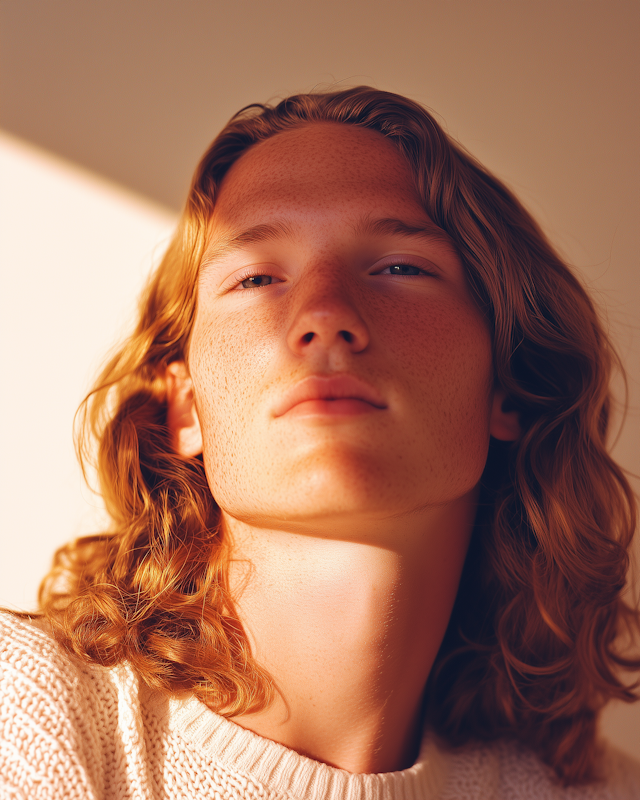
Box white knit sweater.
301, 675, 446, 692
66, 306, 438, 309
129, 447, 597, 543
1, 613, 639, 799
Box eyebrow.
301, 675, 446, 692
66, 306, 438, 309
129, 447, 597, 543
202, 215, 454, 265
352, 216, 453, 246
203, 220, 297, 263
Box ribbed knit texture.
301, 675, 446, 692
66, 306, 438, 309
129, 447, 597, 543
1, 612, 639, 799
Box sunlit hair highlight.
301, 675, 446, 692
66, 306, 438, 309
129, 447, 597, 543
37, 87, 638, 783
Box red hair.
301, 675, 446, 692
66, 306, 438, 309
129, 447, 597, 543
37, 87, 638, 784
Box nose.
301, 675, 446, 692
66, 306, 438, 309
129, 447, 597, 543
286, 271, 370, 357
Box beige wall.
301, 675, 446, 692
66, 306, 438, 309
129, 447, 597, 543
1, 0, 638, 759
0, 132, 176, 610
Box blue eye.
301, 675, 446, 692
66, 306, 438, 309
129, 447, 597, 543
241, 275, 273, 289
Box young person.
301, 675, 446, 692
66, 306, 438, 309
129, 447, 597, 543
2, 87, 639, 799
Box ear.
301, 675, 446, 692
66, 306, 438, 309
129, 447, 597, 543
489, 389, 521, 442
166, 361, 203, 457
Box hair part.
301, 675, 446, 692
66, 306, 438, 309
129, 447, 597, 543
37, 86, 639, 784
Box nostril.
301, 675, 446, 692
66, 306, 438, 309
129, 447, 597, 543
297, 329, 361, 347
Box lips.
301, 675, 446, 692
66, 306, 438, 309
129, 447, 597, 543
273, 374, 387, 418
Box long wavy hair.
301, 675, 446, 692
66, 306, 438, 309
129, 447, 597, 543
38, 87, 638, 784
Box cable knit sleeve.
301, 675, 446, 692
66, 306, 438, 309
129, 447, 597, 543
0, 613, 106, 800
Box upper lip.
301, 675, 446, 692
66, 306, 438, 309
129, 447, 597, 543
273, 374, 387, 417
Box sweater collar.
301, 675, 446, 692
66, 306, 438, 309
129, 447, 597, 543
149, 691, 449, 800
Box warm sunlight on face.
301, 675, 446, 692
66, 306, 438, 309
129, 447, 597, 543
188, 123, 496, 536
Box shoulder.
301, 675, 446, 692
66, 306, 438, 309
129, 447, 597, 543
0, 610, 118, 711
0, 611, 122, 799
435, 737, 640, 800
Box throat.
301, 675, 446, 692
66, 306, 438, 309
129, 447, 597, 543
225, 520, 469, 774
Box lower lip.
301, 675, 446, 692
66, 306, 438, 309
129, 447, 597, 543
286, 398, 381, 417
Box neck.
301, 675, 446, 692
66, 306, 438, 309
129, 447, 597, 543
225, 494, 476, 774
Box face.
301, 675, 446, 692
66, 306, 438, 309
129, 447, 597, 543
188, 123, 497, 536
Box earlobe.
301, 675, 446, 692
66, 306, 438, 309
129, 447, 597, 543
489, 389, 521, 442
166, 361, 203, 457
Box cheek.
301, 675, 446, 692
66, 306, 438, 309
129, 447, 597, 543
376, 292, 493, 393
384, 296, 494, 479
191, 305, 275, 400
188, 307, 280, 473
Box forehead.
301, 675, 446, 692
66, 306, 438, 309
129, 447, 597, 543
211, 123, 423, 229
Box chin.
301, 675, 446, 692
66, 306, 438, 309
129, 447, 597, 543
216, 470, 445, 537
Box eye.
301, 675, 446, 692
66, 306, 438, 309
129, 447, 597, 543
222, 268, 284, 294
384, 263, 424, 276
239, 274, 274, 289
378, 261, 438, 277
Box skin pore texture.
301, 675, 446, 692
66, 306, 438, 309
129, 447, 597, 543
166, 123, 519, 774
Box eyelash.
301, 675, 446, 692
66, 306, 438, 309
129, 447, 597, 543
230, 261, 435, 291
379, 262, 436, 277
232, 270, 279, 290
